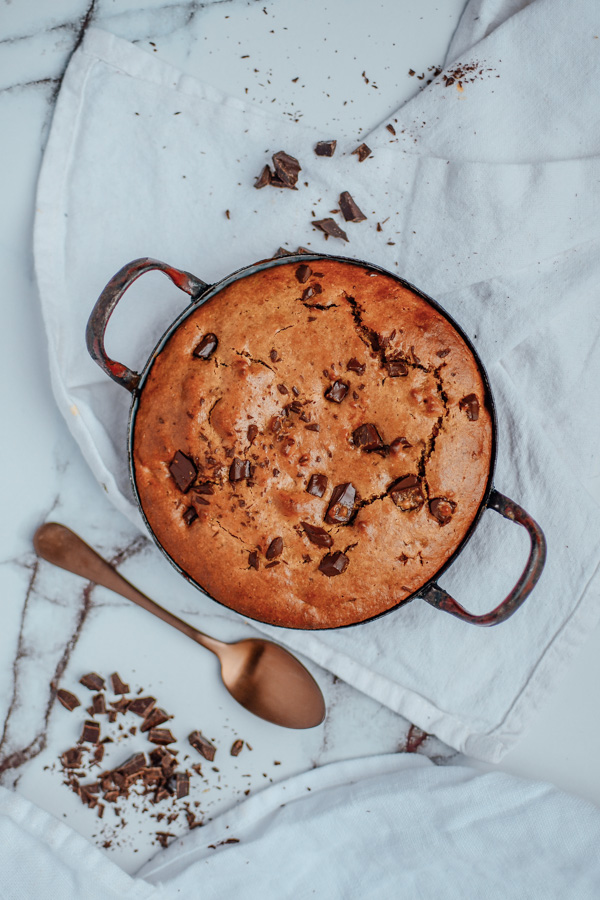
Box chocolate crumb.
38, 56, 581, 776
248, 550, 259, 570
314, 140, 336, 156
389, 475, 424, 511
183, 506, 198, 526
459, 394, 480, 421
347, 358, 366, 375
353, 423, 384, 451
429, 498, 456, 525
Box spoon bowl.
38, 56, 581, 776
33, 523, 326, 729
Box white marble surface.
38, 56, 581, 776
2, 0, 600, 878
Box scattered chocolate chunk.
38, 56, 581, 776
437, 348, 451, 358
295, 263, 312, 283
254, 165, 272, 188
61, 747, 82, 769
57, 689, 80, 712
339, 191, 367, 222
301, 522, 334, 548
269, 349, 278, 362
247, 424, 259, 444
141, 708, 170, 733
305, 423, 320, 432
189, 731, 216, 761
313, 218, 349, 242
147, 728, 175, 746
118, 753, 147, 777
183, 506, 198, 526
193, 333, 218, 360
80, 720, 100, 744
319, 551, 349, 577
386, 123, 396, 135
230, 739, 244, 757
175, 773, 189, 798
315, 140, 336, 156
390, 436, 412, 452
110, 673, 130, 695
169, 451, 197, 493
352, 143, 371, 162
194, 482, 215, 495
273, 246, 293, 257
306, 473, 328, 497
389, 475, 425, 511
272, 150, 301, 187
429, 498, 456, 525
266, 537, 283, 559
89, 693, 106, 716
325, 483, 356, 525
353, 423, 384, 451
459, 393, 480, 421
156, 832, 176, 848
248, 550, 259, 570
347, 358, 366, 375
128, 697, 156, 717
325, 380, 349, 403
386, 359, 409, 377
79, 673, 105, 691
229, 458, 251, 482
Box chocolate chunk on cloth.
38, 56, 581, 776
319, 551, 349, 577
325, 483, 356, 525
189, 731, 216, 761
193, 333, 218, 360
110, 672, 130, 694
313, 218, 349, 242
351, 143, 371, 162
272, 150, 301, 188
339, 191, 367, 222
353, 424, 384, 451
301, 522, 334, 548
79, 673, 105, 691
429, 498, 457, 525
56, 689, 80, 712
314, 140, 336, 156
459, 393, 480, 421
254, 164, 272, 189
169, 451, 197, 493
389, 475, 425, 511
324, 380, 349, 403
306, 474, 328, 497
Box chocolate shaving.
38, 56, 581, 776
313, 218, 349, 242
193, 333, 218, 360
325, 483, 356, 525
79, 673, 105, 691
352, 143, 371, 162
148, 728, 176, 745
141, 708, 170, 733
319, 551, 349, 577
80, 720, 100, 744
169, 451, 197, 493
230, 739, 244, 757
301, 522, 333, 548
314, 140, 336, 156
189, 731, 216, 761
128, 697, 156, 717
57, 689, 80, 712
339, 191, 367, 222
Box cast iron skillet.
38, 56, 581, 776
86, 254, 546, 628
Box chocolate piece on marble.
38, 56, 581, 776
272, 150, 301, 187
61, 747, 83, 769
325, 483, 356, 525
169, 451, 197, 492
148, 728, 176, 745
141, 707, 170, 733
118, 753, 147, 778
175, 773, 189, 798
128, 696, 156, 717
189, 731, 217, 761
301, 522, 334, 548
429, 497, 457, 525
88, 693, 106, 716
79, 673, 105, 691
318, 551, 349, 577
230, 739, 244, 757
254, 165, 272, 188
110, 672, 130, 694
306, 473, 328, 497
314, 140, 337, 156
81, 720, 100, 744
339, 191, 367, 222
57, 689, 80, 712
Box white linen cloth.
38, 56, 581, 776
34, 0, 600, 764
3, 755, 600, 898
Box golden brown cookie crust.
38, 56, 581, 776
133, 259, 493, 628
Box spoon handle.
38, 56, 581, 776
33, 523, 224, 655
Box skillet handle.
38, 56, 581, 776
86, 257, 208, 393
419, 490, 546, 626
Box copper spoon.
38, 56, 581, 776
33, 523, 326, 729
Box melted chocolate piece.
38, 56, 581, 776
169, 451, 197, 493
313, 218, 349, 242
81, 720, 100, 743
339, 191, 367, 222
277, 384, 289, 395
351, 143, 371, 162
248, 550, 259, 570
319, 551, 349, 577
110, 672, 129, 694
189, 731, 216, 761
183, 506, 198, 526
301, 522, 334, 548
272, 150, 301, 187
306, 474, 328, 497
57, 689, 80, 712
254, 165, 272, 188
325, 380, 349, 403
79, 673, 105, 691
266, 537, 283, 559
229, 458, 251, 482
388, 475, 425, 511
315, 140, 336, 156
429, 497, 456, 525
347, 358, 366, 375
386, 359, 409, 377
295, 264, 312, 283
193, 333, 218, 360
325, 483, 356, 524
459, 394, 480, 421
437, 348, 451, 358
390, 436, 412, 452
353, 423, 383, 451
